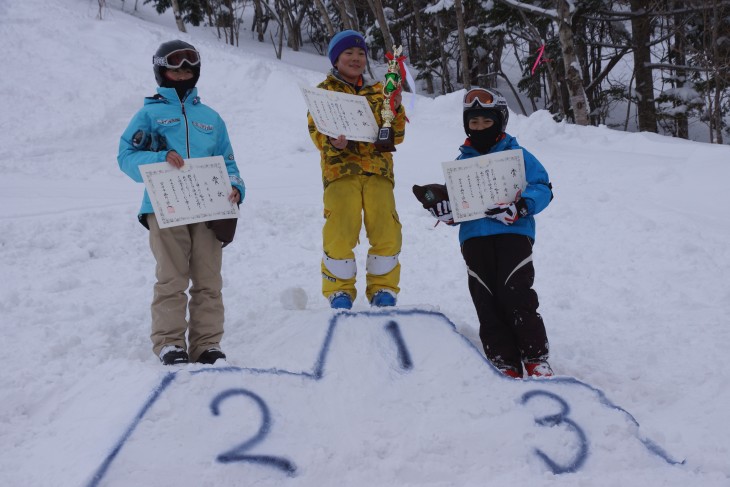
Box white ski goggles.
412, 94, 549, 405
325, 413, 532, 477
153, 48, 201, 69
463, 88, 499, 109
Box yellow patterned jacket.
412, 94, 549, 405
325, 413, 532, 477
307, 71, 407, 188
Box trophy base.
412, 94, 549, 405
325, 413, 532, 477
374, 126, 396, 152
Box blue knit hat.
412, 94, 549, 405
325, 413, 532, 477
327, 30, 367, 66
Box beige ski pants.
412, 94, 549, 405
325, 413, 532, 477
147, 215, 224, 362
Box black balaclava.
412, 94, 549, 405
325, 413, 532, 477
466, 109, 502, 154
165, 75, 197, 101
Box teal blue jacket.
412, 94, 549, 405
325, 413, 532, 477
118, 87, 245, 219
456, 134, 552, 244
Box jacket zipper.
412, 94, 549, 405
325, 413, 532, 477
180, 99, 191, 158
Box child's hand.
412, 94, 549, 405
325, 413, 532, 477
228, 187, 240, 204
329, 135, 348, 150
166, 150, 185, 169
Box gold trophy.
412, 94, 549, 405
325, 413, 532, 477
375, 45, 404, 152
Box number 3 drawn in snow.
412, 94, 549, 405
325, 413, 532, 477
520, 390, 589, 474
210, 388, 297, 476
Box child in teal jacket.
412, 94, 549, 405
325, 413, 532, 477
118, 40, 244, 366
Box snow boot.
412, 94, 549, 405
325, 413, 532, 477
499, 366, 522, 379
525, 361, 554, 378
159, 345, 188, 365
197, 348, 226, 364
329, 291, 353, 310
370, 289, 396, 307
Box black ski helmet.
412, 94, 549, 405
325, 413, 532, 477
462, 88, 509, 135
152, 40, 201, 88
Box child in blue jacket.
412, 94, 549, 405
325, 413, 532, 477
118, 40, 245, 366
414, 88, 553, 378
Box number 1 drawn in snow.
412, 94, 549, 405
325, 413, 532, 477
384, 321, 413, 370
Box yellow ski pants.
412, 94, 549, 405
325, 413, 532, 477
321, 174, 402, 303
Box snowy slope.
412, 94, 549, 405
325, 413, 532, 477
1, 0, 730, 485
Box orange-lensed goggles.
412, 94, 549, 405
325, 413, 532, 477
153, 48, 201, 69
463, 88, 496, 109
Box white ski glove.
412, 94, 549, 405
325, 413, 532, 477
485, 199, 528, 225
413, 184, 454, 225
428, 200, 453, 223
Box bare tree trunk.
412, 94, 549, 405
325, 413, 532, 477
436, 12, 452, 94
710, 0, 724, 144
490, 36, 504, 88
556, 0, 589, 125
271, 26, 285, 60
714, 89, 723, 143
259, 0, 286, 58
625, 73, 635, 131
629, 0, 658, 132
367, 0, 394, 52
224, 0, 235, 45
252, 0, 266, 42
171, 0, 187, 33
411, 0, 434, 94
498, 71, 527, 115
314, 0, 336, 37
516, 38, 539, 108
453, 0, 471, 90
277, 0, 299, 50
544, 61, 565, 119
343, 0, 360, 31
671, 0, 689, 138
332, 0, 352, 30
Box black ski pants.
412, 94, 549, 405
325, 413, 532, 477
461, 234, 549, 374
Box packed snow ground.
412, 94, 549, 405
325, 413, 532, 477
1, 0, 730, 485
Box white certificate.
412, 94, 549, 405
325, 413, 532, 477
300, 84, 379, 142
442, 149, 526, 223
140, 156, 240, 229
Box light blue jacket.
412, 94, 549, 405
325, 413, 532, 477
456, 134, 552, 245
118, 87, 245, 219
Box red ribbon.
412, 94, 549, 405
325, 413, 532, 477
531, 45, 546, 75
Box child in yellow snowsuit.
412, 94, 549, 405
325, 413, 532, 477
307, 30, 407, 309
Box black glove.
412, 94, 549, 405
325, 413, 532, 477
413, 184, 449, 208
413, 184, 453, 223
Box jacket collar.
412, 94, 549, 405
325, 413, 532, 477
147, 86, 200, 105
459, 133, 513, 157
328, 69, 378, 90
